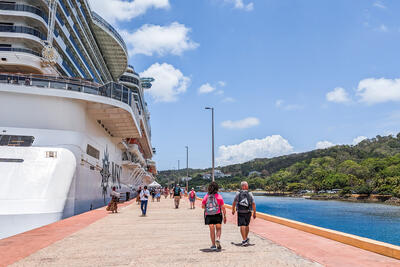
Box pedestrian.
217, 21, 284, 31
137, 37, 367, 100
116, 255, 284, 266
151, 188, 155, 202
173, 184, 182, 208
140, 186, 150, 216
136, 186, 142, 205
232, 181, 256, 246
169, 186, 174, 199
106, 186, 120, 213
164, 186, 169, 199
189, 188, 196, 209
202, 182, 226, 251
156, 188, 161, 202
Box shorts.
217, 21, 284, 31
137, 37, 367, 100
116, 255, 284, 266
189, 198, 195, 202
205, 213, 223, 225
238, 212, 252, 226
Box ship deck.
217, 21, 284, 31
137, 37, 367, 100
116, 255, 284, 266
1, 198, 399, 267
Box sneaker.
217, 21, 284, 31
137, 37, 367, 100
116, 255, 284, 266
241, 239, 249, 246
210, 245, 217, 251
216, 240, 221, 250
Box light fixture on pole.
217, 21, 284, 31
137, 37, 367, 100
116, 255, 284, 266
205, 107, 215, 182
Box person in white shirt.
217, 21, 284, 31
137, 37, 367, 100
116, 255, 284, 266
107, 186, 120, 213
140, 186, 150, 216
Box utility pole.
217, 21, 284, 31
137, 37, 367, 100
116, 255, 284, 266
186, 146, 189, 190
205, 107, 215, 181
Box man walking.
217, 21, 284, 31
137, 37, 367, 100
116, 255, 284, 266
232, 181, 256, 246
173, 184, 182, 209
140, 186, 150, 216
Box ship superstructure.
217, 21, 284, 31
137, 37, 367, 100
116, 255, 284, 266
0, 0, 157, 239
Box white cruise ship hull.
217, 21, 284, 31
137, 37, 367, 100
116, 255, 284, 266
0, 86, 152, 239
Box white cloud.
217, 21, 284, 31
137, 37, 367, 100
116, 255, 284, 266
357, 78, 400, 104
221, 117, 260, 130
352, 136, 367, 145
326, 87, 351, 103
275, 100, 284, 107
316, 141, 335, 149
373, 1, 386, 9
224, 0, 254, 11
222, 97, 236, 103
218, 81, 227, 87
140, 63, 190, 103
215, 90, 224, 96
88, 0, 170, 24
216, 135, 293, 166
198, 83, 216, 94
376, 24, 388, 32
121, 22, 199, 56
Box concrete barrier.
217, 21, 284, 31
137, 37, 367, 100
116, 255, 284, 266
197, 197, 400, 260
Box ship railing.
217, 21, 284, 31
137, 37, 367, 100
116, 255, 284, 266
0, 3, 49, 23
0, 25, 47, 40
0, 73, 142, 126
0, 47, 41, 57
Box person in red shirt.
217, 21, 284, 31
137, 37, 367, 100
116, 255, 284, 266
202, 182, 226, 251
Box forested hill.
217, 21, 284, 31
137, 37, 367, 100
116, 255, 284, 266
157, 133, 400, 197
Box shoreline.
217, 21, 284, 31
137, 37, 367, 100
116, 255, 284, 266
218, 191, 400, 206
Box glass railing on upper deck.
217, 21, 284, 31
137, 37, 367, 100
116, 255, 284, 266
0, 47, 41, 57
0, 3, 48, 23
91, 12, 127, 52
0, 25, 46, 40
0, 73, 141, 124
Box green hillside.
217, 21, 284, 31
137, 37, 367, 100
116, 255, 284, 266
157, 134, 400, 197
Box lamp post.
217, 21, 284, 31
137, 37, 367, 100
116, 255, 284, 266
205, 107, 215, 182
185, 145, 189, 190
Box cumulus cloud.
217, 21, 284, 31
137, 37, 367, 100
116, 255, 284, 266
216, 135, 294, 166
316, 141, 335, 149
357, 78, 400, 104
352, 136, 367, 145
88, 0, 170, 24
224, 0, 254, 11
221, 117, 260, 130
198, 83, 216, 94
121, 22, 199, 56
326, 87, 351, 103
140, 63, 190, 103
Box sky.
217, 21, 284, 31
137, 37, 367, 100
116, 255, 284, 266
88, 0, 400, 170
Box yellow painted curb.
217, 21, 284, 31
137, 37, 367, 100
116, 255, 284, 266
197, 197, 400, 260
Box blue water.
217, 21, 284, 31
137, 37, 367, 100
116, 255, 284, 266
197, 192, 400, 246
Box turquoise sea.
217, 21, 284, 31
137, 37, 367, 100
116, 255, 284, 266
197, 192, 400, 246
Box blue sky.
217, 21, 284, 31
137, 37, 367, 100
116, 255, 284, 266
90, 0, 400, 170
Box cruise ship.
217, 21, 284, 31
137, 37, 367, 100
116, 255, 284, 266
0, 0, 157, 239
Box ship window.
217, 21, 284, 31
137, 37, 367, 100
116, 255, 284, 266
86, 144, 99, 159
0, 135, 34, 147
0, 158, 24, 163
0, 44, 11, 47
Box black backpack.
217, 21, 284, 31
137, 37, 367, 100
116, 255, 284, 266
174, 187, 181, 195
237, 190, 252, 213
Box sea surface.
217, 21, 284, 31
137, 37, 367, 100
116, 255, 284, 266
197, 192, 400, 246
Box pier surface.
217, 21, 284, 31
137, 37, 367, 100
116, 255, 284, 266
1, 198, 399, 267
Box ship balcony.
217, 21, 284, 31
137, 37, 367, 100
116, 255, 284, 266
91, 12, 128, 80
0, 25, 46, 43
0, 3, 49, 27
0, 73, 144, 139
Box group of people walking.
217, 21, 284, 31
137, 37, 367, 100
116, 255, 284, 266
107, 180, 256, 251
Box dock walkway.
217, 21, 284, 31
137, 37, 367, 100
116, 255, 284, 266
2, 198, 400, 266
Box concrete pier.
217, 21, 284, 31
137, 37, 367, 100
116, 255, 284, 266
1, 198, 399, 266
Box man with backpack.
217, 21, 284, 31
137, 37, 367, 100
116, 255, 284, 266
189, 188, 196, 209
173, 184, 182, 209
232, 181, 256, 246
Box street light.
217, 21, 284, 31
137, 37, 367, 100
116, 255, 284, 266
185, 145, 189, 190
205, 107, 215, 182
